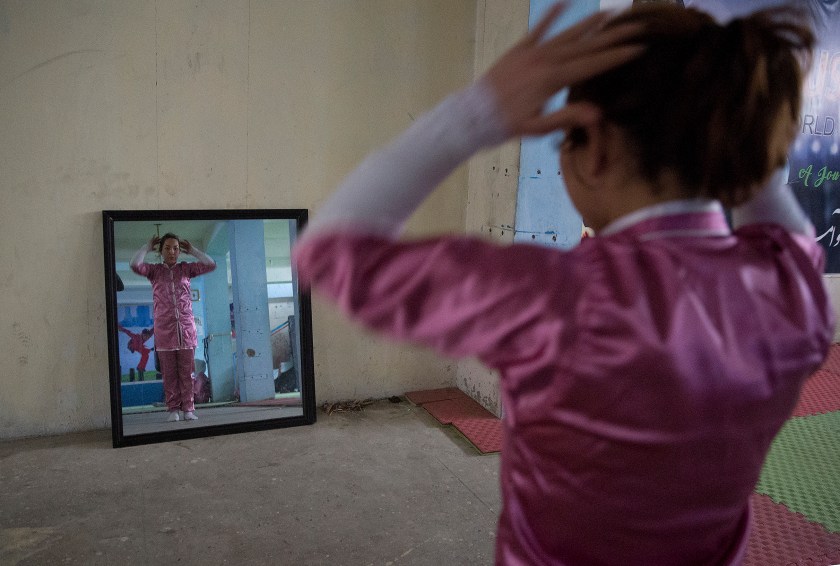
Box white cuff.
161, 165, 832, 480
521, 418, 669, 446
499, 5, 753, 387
190, 247, 215, 266
130, 243, 152, 269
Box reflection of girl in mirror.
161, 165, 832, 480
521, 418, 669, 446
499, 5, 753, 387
293, 4, 834, 564
118, 325, 154, 381
131, 233, 216, 422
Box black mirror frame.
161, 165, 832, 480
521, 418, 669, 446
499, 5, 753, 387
102, 209, 316, 448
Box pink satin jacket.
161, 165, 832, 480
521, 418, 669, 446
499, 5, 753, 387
294, 209, 834, 565
131, 261, 215, 351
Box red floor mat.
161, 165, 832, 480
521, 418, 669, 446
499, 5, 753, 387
451, 417, 503, 454
818, 345, 840, 375
745, 494, 840, 566
423, 396, 494, 425
407, 387, 502, 454
792, 369, 840, 417
404, 387, 464, 406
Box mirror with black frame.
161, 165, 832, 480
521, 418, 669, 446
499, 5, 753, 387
102, 209, 316, 447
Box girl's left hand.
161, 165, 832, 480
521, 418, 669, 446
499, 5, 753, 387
180, 240, 193, 254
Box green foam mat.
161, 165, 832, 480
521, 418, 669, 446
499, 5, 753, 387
756, 411, 840, 532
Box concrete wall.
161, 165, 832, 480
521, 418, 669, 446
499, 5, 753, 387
455, 0, 529, 416
0, 0, 481, 439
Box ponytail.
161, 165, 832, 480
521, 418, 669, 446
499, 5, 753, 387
567, 5, 814, 206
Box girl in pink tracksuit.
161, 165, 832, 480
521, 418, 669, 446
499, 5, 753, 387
293, 4, 833, 565
131, 233, 216, 422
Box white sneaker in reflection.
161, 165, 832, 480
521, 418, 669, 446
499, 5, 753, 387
166, 410, 181, 422
184, 411, 198, 421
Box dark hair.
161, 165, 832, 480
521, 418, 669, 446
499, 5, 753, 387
567, 6, 814, 207
158, 233, 180, 254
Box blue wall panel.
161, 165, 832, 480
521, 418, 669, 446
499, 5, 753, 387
514, 0, 600, 249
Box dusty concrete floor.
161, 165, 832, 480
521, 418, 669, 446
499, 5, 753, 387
0, 400, 501, 565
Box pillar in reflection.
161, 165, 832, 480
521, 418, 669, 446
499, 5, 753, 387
203, 239, 235, 402
230, 220, 275, 402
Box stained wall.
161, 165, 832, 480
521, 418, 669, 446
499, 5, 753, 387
0, 0, 492, 438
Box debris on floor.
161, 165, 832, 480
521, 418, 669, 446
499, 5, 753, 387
320, 398, 375, 415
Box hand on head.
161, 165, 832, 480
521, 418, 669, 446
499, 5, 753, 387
180, 240, 192, 254
483, 3, 644, 138
148, 235, 161, 249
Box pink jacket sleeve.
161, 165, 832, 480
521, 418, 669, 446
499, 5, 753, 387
293, 231, 582, 369
130, 261, 153, 277
184, 261, 216, 278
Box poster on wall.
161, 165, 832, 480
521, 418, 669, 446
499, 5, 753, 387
790, 2, 840, 272
686, 0, 840, 272
116, 304, 155, 380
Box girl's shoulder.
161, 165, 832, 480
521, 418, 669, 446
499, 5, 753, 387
734, 222, 825, 273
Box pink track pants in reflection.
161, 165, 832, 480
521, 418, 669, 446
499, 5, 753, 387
157, 349, 195, 413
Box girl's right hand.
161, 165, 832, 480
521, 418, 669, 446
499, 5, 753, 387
483, 3, 644, 138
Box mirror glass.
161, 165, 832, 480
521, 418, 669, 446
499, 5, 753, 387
103, 209, 316, 447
